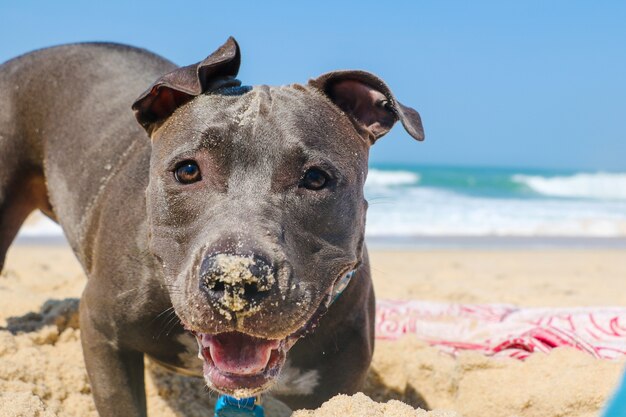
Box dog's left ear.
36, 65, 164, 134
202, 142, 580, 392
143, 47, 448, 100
309, 70, 424, 144
132, 37, 241, 136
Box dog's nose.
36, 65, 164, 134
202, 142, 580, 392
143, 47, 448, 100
199, 253, 275, 311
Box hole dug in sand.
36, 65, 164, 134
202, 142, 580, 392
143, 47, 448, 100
4, 298, 80, 336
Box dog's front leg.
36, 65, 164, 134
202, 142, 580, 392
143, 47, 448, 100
80, 289, 147, 417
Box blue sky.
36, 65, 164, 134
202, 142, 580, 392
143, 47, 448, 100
1, 1, 625, 171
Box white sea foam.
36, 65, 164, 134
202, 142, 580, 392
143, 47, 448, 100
513, 172, 626, 200
364, 186, 626, 237
365, 169, 420, 188
18, 215, 64, 237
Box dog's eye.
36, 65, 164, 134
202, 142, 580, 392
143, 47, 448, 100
174, 161, 202, 184
300, 168, 329, 190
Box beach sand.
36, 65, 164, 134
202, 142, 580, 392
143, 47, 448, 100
1, 244, 625, 416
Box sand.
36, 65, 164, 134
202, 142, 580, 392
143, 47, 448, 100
1, 244, 625, 416
292, 393, 458, 417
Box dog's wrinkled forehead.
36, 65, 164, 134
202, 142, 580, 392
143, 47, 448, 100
152, 84, 369, 172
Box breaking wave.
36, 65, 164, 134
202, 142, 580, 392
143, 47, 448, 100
513, 173, 626, 200
365, 169, 420, 188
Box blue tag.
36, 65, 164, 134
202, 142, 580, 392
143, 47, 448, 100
329, 270, 356, 305
214, 395, 264, 417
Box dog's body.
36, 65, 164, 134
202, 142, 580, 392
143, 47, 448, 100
0, 39, 422, 416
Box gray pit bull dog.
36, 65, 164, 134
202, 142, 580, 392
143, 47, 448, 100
0, 37, 423, 415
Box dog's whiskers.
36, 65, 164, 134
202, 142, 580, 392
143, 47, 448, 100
154, 310, 180, 340
164, 311, 182, 337
151, 306, 175, 325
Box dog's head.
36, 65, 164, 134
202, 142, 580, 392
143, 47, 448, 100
132, 37, 423, 397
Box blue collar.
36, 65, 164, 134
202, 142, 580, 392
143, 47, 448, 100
214, 395, 264, 417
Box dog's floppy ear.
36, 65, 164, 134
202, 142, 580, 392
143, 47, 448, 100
309, 70, 424, 144
132, 37, 241, 135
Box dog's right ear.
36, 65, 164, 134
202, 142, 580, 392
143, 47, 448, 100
132, 37, 241, 136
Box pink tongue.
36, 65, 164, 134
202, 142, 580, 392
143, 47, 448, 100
205, 332, 280, 375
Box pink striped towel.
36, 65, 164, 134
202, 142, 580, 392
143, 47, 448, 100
375, 300, 626, 360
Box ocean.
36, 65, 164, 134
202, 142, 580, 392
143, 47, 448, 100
17, 164, 626, 245
365, 164, 626, 239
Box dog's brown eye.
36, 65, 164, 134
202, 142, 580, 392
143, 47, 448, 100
174, 161, 201, 184
300, 168, 329, 190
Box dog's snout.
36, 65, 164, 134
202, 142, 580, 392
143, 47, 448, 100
199, 253, 275, 313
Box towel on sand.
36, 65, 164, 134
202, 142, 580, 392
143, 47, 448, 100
375, 300, 626, 360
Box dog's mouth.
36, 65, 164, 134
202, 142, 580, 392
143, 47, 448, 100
189, 300, 330, 397
185, 266, 355, 397
191, 331, 291, 397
